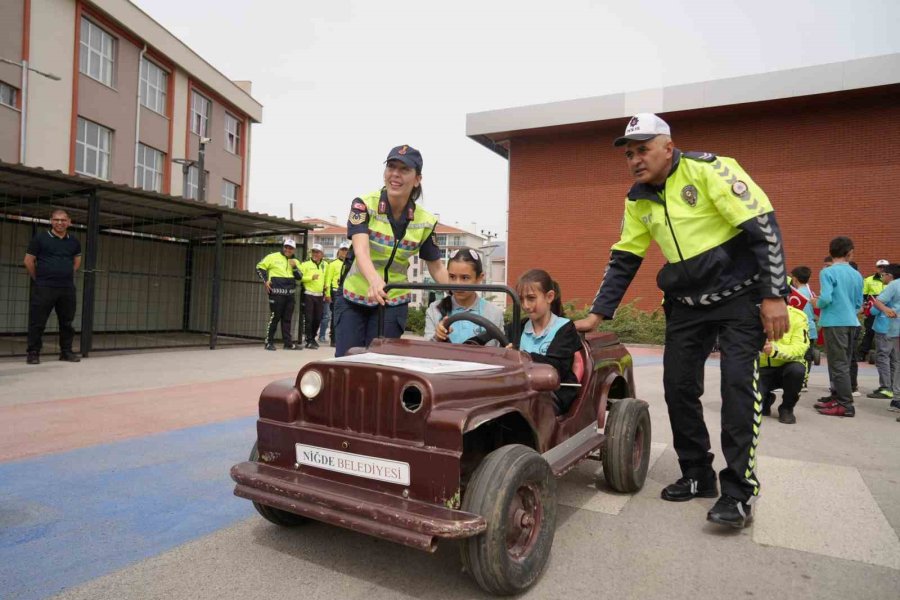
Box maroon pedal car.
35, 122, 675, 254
231, 284, 651, 595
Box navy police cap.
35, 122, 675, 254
385, 145, 423, 172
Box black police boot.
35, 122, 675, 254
264, 343, 276, 351
707, 495, 753, 528
283, 342, 302, 350
660, 476, 718, 502
778, 406, 796, 424
59, 351, 81, 362
26, 351, 40, 365
309, 340, 320, 350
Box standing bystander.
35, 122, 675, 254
23, 209, 82, 364
814, 237, 864, 417
869, 264, 900, 409
256, 239, 303, 351
300, 244, 328, 349
324, 241, 350, 347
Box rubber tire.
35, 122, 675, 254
248, 442, 308, 527
460, 444, 557, 596
812, 347, 821, 366
602, 398, 651, 493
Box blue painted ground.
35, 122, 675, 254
0, 417, 257, 600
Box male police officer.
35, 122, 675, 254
859, 259, 889, 360
256, 238, 302, 350
300, 243, 328, 349
324, 241, 350, 347
575, 113, 789, 529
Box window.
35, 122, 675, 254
451, 235, 463, 246
191, 91, 210, 136
436, 234, 447, 246
318, 235, 334, 247
222, 180, 239, 208
75, 117, 111, 179
135, 144, 164, 192
139, 58, 168, 115
184, 166, 209, 200
79, 18, 115, 86
224, 113, 241, 154
0, 82, 16, 109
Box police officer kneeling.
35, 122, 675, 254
575, 113, 790, 529
759, 305, 810, 424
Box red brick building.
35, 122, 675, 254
467, 55, 900, 312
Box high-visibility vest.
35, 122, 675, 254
341, 190, 437, 306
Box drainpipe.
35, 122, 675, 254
133, 44, 147, 187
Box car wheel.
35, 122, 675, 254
812, 347, 821, 366
460, 444, 557, 596
602, 398, 651, 493
248, 442, 308, 527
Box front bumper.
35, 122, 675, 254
231, 461, 486, 552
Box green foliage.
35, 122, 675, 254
406, 306, 426, 336
504, 299, 666, 346
595, 301, 666, 345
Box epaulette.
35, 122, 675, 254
682, 151, 717, 162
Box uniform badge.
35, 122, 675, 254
681, 185, 698, 207
731, 180, 749, 198
348, 211, 366, 225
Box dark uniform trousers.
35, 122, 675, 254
27, 285, 77, 353
304, 295, 324, 344
663, 294, 765, 503
760, 362, 806, 412
265, 293, 295, 346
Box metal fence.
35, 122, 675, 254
0, 163, 310, 358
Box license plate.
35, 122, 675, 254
296, 444, 410, 486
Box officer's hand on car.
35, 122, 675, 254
574, 313, 604, 332
434, 318, 452, 342
760, 298, 789, 341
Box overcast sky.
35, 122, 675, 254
135, 0, 899, 239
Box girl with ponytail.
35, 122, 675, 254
515, 269, 583, 414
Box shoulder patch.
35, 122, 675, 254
682, 151, 717, 162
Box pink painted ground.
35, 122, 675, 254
0, 372, 295, 463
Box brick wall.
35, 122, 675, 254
507, 85, 900, 313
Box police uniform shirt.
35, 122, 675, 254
26, 230, 81, 288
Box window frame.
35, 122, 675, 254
139, 58, 168, 116
75, 117, 112, 180
224, 112, 241, 155
190, 91, 211, 137
221, 180, 239, 209
135, 143, 164, 192
0, 82, 17, 109
79, 17, 116, 87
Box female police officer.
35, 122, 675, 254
332, 145, 448, 357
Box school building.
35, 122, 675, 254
0, 0, 262, 209
466, 53, 900, 312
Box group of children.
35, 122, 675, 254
779, 236, 900, 420
423, 247, 582, 414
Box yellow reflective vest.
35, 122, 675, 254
325, 258, 344, 294
300, 259, 327, 295
342, 190, 437, 306
759, 306, 810, 368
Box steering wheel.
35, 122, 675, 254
444, 312, 509, 347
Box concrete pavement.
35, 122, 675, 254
1, 344, 898, 599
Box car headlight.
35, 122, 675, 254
300, 370, 323, 399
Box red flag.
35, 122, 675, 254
788, 287, 808, 311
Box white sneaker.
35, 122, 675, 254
851, 390, 861, 397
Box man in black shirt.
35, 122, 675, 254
23, 209, 82, 364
